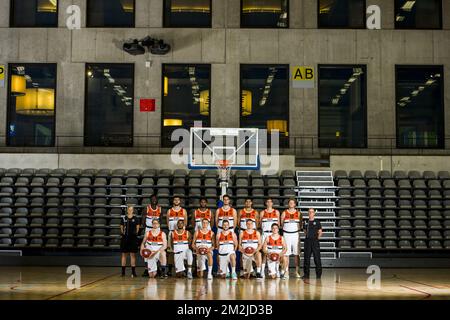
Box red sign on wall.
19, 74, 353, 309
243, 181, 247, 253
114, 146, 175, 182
140, 99, 155, 112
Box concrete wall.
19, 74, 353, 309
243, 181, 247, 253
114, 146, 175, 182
0, 0, 449, 152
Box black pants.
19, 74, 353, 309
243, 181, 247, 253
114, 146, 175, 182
303, 238, 322, 277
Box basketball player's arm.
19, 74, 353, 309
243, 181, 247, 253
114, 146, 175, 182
281, 237, 287, 256
192, 232, 198, 252
262, 237, 269, 254
233, 209, 238, 229
161, 233, 168, 252
233, 233, 238, 251
238, 232, 244, 253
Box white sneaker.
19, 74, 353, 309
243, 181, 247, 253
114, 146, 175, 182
276, 271, 280, 278
187, 272, 193, 279
295, 272, 302, 279
282, 272, 289, 280
207, 273, 213, 280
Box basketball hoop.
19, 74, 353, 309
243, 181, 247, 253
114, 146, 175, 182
216, 160, 232, 199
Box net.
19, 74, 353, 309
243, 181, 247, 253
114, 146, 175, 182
216, 159, 232, 183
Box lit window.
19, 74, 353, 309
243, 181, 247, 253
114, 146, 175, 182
87, 0, 135, 27
318, 0, 365, 28
395, 0, 442, 29
10, 0, 58, 27
241, 0, 288, 28
164, 0, 212, 27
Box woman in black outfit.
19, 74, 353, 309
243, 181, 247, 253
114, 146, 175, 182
120, 205, 140, 277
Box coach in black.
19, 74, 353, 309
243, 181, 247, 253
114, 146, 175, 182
302, 208, 323, 280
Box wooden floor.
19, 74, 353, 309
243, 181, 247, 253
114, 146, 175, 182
0, 267, 449, 300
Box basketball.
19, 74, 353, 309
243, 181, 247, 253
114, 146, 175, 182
141, 248, 152, 258
198, 247, 208, 255
269, 253, 279, 262
244, 247, 255, 255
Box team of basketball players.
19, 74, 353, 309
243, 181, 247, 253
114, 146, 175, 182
138, 194, 309, 280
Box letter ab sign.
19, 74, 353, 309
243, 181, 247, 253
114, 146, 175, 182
292, 66, 314, 89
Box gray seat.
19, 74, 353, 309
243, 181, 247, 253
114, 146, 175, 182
45, 228, 59, 238
14, 228, 28, 237
384, 240, 397, 249
368, 220, 381, 229
429, 220, 442, 229
399, 240, 412, 249
353, 179, 366, 187
338, 220, 351, 228
383, 199, 396, 208
77, 239, 91, 248
93, 239, 107, 247
14, 207, 29, 217
78, 208, 92, 217
414, 240, 427, 249
383, 179, 396, 188
334, 170, 347, 179
62, 178, 76, 187
93, 208, 107, 217
429, 230, 442, 240
97, 169, 112, 178
338, 179, 351, 187
399, 220, 412, 229
62, 218, 76, 227
429, 240, 442, 249
368, 210, 382, 218
353, 189, 366, 198
413, 220, 427, 229
30, 218, 44, 227
383, 210, 396, 218
413, 190, 426, 199
353, 230, 366, 239
398, 210, 412, 219
61, 228, 75, 238
338, 189, 351, 198
338, 230, 351, 238
353, 240, 366, 248
399, 230, 411, 239
428, 190, 441, 199
349, 170, 363, 179
383, 220, 397, 229
188, 178, 201, 187
368, 189, 381, 198
413, 210, 427, 219
364, 171, 378, 179
61, 239, 75, 248
78, 218, 91, 227
429, 210, 442, 219
14, 238, 28, 247
46, 218, 59, 227
30, 177, 45, 186
369, 240, 382, 249
93, 178, 107, 186
46, 178, 60, 187
368, 179, 381, 188
408, 171, 421, 180
429, 200, 442, 209
398, 190, 411, 198
0, 218, 12, 226
413, 200, 427, 209
354, 199, 366, 208
353, 210, 366, 218
338, 210, 351, 218
338, 240, 351, 249
414, 230, 427, 239
438, 171, 450, 180
0, 238, 12, 247
15, 177, 30, 187
368, 200, 381, 208
14, 218, 28, 227
45, 239, 59, 248
368, 230, 381, 238
29, 238, 43, 247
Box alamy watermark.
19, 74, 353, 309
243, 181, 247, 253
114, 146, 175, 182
366, 265, 381, 290
66, 265, 81, 290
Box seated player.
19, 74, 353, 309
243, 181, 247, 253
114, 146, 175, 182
239, 198, 258, 232
169, 220, 193, 279
192, 218, 215, 280
216, 219, 238, 280
193, 198, 213, 231
280, 199, 303, 279
215, 194, 237, 233
140, 219, 168, 278
263, 223, 286, 279
239, 219, 263, 279
167, 196, 188, 232
141, 194, 161, 277
259, 198, 280, 278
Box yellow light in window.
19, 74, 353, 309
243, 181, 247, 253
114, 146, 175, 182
11, 75, 27, 96
16, 88, 55, 116
37, 0, 58, 13
241, 90, 252, 116
267, 120, 288, 136
164, 119, 183, 127
120, 0, 134, 13
199, 90, 209, 116
171, 0, 211, 13
164, 77, 169, 97
336, 131, 340, 138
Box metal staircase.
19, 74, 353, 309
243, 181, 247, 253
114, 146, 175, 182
295, 171, 337, 259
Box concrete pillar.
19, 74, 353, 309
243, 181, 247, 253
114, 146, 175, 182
149, 0, 163, 28
212, 0, 226, 29
226, 0, 241, 28
135, 0, 151, 28
72, 0, 86, 28
0, 0, 9, 27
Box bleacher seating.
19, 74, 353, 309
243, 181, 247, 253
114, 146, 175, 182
0, 168, 448, 255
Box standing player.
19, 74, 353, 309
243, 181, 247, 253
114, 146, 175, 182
259, 198, 280, 277
239, 198, 258, 232
239, 219, 263, 279
263, 223, 286, 279
193, 198, 213, 231
167, 196, 188, 232
215, 194, 237, 233
169, 220, 193, 279
192, 219, 215, 280
216, 219, 238, 280
140, 219, 168, 278
141, 194, 161, 277
280, 199, 303, 279
120, 205, 140, 277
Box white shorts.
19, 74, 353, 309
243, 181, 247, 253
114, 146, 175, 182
217, 252, 235, 275
196, 253, 211, 271
284, 232, 300, 256
174, 249, 193, 273
145, 251, 161, 273
242, 253, 256, 273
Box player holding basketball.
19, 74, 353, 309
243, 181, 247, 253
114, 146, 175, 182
239, 198, 258, 232
216, 194, 237, 233
239, 219, 263, 279
167, 196, 188, 232
192, 218, 215, 280
140, 219, 168, 278
141, 194, 161, 277
280, 199, 303, 279
193, 198, 213, 231
263, 223, 287, 279
216, 219, 238, 280
169, 220, 193, 279
259, 198, 280, 277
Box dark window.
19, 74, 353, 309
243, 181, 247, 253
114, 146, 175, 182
318, 65, 367, 148
87, 0, 135, 27
10, 0, 58, 27
85, 64, 134, 147
7, 64, 57, 147
162, 64, 211, 148
396, 66, 444, 149
241, 0, 288, 28
395, 0, 442, 29
318, 0, 366, 28
240, 65, 289, 148
164, 0, 212, 27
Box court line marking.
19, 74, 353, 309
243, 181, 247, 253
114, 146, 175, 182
45, 273, 118, 300
398, 285, 431, 299
393, 274, 447, 290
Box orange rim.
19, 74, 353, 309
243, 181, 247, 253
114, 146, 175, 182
216, 160, 231, 168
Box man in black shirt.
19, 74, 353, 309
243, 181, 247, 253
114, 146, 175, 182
302, 208, 323, 280
120, 205, 140, 277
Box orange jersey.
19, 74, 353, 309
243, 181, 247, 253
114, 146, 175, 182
194, 208, 212, 230
260, 209, 279, 233
218, 231, 235, 254
239, 209, 258, 230
167, 207, 185, 231
146, 230, 164, 250
217, 207, 235, 229
195, 229, 213, 248
145, 205, 161, 228
282, 210, 302, 233
241, 230, 259, 249
171, 229, 189, 251
267, 235, 283, 253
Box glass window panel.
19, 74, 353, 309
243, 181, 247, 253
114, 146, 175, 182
240, 65, 289, 148
241, 0, 288, 28
318, 0, 365, 28
162, 64, 211, 148
164, 0, 211, 27
319, 65, 367, 148
87, 0, 135, 27
396, 66, 444, 149
7, 64, 57, 147
85, 64, 134, 147
10, 0, 58, 27
395, 0, 442, 29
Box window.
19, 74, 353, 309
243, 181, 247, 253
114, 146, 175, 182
241, 0, 288, 28
85, 64, 134, 147
162, 64, 211, 148
395, 0, 442, 29
164, 0, 212, 27
240, 65, 289, 148
7, 64, 57, 147
87, 0, 135, 27
396, 66, 444, 149
10, 0, 58, 27
318, 65, 367, 148
318, 0, 366, 28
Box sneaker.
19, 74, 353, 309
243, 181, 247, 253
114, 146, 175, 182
256, 273, 263, 279
276, 271, 280, 279
231, 272, 238, 280
142, 269, 149, 277
281, 273, 289, 280
295, 272, 302, 279
207, 273, 213, 280
187, 272, 193, 279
